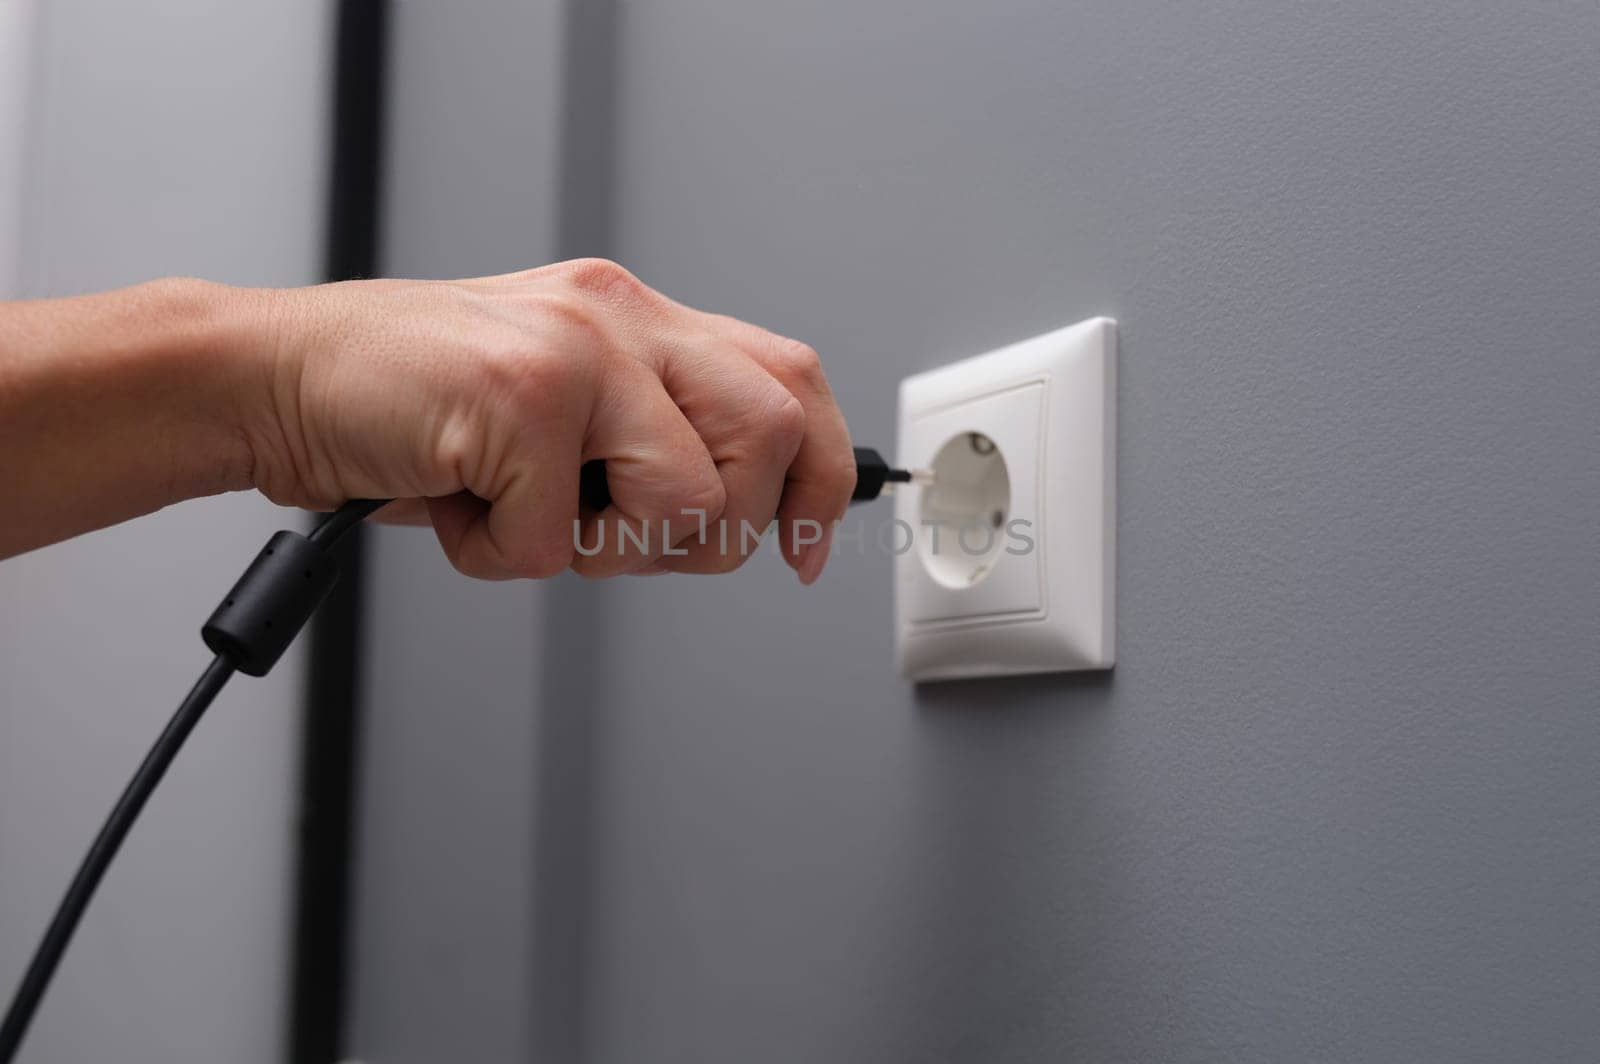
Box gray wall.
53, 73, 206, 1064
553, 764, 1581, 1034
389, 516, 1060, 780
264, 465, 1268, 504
363, 1, 1600, 1061
0, 0, 32, 297
346, 2, 566, 1061
0, 2, 329, 1061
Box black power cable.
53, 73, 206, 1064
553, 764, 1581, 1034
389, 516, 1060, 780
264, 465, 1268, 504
0, 657, 236, 1061
0, 499, 385, 1064
0, 450, 922, 1062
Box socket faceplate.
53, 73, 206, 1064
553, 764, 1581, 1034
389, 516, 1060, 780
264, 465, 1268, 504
895, 318, 1116, 681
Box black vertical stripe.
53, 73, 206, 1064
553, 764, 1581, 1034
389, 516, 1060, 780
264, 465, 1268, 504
288, 3, 387, 1062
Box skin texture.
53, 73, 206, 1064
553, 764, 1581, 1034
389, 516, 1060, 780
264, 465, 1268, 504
0, 260, 855, 582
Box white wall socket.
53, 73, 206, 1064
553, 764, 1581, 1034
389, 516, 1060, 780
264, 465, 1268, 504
894, 317, 1116, 681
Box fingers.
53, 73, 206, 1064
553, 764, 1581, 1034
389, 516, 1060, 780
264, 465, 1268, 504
570, 365, 726, 578
653, 351, 807, 574
405, 260, 849, 585
428, 427, 582, 580
699, 315, 856, 583
426, 492, 507, 578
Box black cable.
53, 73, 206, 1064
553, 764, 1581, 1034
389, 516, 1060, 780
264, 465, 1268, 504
308, 497, 388, 548
0, 454, 915, 1061
0, 657, 235, 1062
0, 501, 379, 1064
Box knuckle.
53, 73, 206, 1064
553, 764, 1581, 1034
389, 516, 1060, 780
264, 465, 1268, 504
817, 450, 859, 511
770, 337, 824, 385
560, 257, 646, 302
768, 392, 808, 453
679, 467, 727, 521
725, 383, 806, 463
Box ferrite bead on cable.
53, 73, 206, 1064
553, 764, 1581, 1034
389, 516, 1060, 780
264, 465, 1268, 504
200, 530, 341, 677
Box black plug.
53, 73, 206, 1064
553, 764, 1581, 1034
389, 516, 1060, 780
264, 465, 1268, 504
578, 449, 928, 511
851, 447, 927, 502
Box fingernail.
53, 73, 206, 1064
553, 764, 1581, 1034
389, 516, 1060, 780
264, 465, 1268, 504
797, 527, 834, 585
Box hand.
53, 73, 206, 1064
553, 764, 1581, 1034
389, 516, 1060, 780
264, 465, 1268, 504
249, 259, 855, 582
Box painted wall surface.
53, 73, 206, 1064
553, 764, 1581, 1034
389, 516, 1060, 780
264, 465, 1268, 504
0, 2, 329, 1060
0, 0, 33, 297
364, 1, 1600, 1061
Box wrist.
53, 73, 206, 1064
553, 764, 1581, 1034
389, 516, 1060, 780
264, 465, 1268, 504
131, 277, 273, 498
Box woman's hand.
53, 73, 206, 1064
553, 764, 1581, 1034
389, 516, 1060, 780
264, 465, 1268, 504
0, 262, 854, 580
248, 259, 855, 582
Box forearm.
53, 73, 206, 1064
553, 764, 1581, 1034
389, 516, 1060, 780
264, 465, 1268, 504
0, 278, 271, 559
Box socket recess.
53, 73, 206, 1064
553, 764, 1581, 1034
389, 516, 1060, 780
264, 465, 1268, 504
894, 317, 1115, 681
